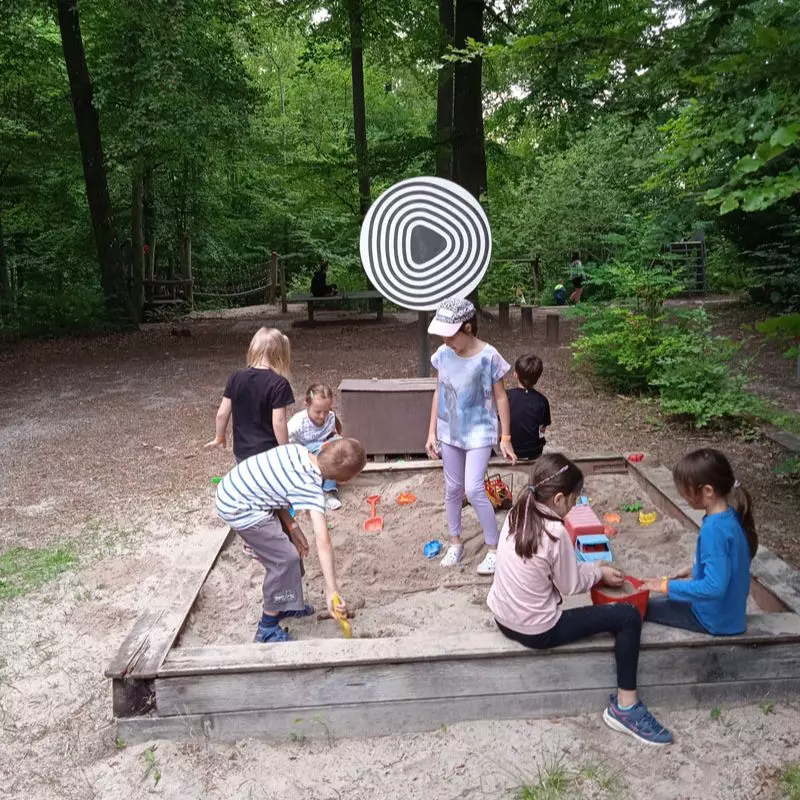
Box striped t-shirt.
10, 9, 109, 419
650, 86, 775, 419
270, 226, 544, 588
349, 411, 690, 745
215, 444, 326, 530
288, 409, 337, 446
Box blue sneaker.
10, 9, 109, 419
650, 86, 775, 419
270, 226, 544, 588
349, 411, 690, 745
602, 695, 673, 746
253, 622, 292, 643
277, 604, 314, 621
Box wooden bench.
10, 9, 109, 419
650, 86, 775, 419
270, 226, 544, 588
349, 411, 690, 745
497, 302, 560, 342
288, 290, 384, 323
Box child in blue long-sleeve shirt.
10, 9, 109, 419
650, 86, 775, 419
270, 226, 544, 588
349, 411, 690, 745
642, 448, 757, 635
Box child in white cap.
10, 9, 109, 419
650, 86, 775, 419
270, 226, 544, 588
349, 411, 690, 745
425, 297, 517, 574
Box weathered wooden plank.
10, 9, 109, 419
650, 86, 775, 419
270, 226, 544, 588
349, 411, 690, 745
752, 546, 800, 614
361, 454, 627, 476
117, 678, 800, 743
105, 527, 233, 680
155, 641, 800, 716
761, 425, 800, 454
160, 613, 800, 677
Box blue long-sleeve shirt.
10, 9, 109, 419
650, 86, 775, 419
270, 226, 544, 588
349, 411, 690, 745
667, 507, 751, 635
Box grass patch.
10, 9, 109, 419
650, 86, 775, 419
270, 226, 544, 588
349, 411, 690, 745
515, 758, 622, 800
749, 397, 800, 436
0, 546, 77, 601
782, 764, 800, 800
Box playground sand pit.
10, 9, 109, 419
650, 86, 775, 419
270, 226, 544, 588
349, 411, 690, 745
180, 468, 761, 646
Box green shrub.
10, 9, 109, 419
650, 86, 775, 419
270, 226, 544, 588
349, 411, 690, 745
479, 260, 535, 305
573, 307, 749, 426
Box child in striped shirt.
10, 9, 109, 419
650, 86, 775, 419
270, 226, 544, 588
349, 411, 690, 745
216, 439, 367, 643
288, 384, 344, 511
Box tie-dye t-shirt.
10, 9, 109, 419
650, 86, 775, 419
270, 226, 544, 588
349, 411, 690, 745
431, 344, 510, 450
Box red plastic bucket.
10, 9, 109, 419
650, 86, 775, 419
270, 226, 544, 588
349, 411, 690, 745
590, 576, 650, 619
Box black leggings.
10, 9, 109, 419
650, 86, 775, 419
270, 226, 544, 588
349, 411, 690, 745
496, 603, 643, 690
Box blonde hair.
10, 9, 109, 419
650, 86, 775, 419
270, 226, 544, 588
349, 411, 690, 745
246, 328, 291, 377
305, 383, 334, 404
317, 438, 366, 483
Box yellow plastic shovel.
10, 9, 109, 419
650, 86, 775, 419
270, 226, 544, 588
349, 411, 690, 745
331, 592, 352, 639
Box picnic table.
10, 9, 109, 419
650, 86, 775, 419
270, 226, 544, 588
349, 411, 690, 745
288, 290, 384, 323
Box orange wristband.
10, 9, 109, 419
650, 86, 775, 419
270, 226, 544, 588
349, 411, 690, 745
501, 435, 511, 441
661, 577, 669, 594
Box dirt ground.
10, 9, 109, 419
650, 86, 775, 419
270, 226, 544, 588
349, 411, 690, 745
1, 302, 799, 800
184, 472, 764, 646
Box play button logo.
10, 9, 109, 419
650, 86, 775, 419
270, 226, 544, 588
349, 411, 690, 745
409, 224, 447, 265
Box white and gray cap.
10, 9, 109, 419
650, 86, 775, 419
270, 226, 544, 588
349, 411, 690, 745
427, 297, 476, 337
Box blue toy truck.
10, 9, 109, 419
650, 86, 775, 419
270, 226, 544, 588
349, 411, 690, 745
575, 533, 613, 563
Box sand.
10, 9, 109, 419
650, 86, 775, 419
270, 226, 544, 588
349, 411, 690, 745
180, 470, 761, 646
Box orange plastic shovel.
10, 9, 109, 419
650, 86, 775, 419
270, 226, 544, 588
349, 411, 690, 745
363, 494, 384, 532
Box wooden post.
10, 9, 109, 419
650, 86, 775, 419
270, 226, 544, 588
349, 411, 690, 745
418, 311, 430, 377
521, 306, 533, 335
267, 251, 278, 304
499, 302, 510, 329
131, 165, 144, 320
546, 313, 559, 345
279, 256, 287, 313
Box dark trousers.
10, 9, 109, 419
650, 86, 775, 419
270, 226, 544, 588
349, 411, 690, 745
496, 603, 642, 690
645, 596, 708, 633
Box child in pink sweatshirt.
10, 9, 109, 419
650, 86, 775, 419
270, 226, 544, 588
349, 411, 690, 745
487, 453, 673, 747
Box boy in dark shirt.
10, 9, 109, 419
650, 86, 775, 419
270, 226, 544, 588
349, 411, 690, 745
507, 354, 551, 460
311, 261, 337, 298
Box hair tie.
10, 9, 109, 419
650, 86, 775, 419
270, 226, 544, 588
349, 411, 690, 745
733, 479, 741, 489
532, 464, 569, 490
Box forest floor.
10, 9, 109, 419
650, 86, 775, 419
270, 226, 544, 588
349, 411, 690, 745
0, 299, 798, 800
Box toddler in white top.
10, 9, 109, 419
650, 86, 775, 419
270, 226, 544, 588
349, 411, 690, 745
288, 383, 343, 510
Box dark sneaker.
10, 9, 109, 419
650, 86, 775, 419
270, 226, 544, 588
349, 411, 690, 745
277, 604, 314, 621
253, 622, 292, 643
603, 695, 673, 746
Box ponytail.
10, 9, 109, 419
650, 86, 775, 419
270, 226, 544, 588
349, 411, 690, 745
507, 453, 584, 559
673, 448, 758, 560
730, 481, 758, 559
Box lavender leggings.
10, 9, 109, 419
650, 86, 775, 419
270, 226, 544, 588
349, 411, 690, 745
440, 443, 499, 546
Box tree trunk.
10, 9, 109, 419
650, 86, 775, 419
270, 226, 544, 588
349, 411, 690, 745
56, 0, 136, 329
143, 166, 155, 301
436, 0, 455, 180
347, 0, 371, 218
452, 0, 486, 200
131, 164, 145, 321
0, 211, 9, 300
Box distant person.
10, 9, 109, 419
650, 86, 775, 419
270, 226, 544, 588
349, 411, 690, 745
288, 383, 344, 511
508, 354, 551, 461
488, 453, 673, 746
570, 274, 585, 304
553, 283, 568, 305
311, 261, 337, 297
642, 448, 757, 636
215, 439, 366, 642
569, 251, 583, 277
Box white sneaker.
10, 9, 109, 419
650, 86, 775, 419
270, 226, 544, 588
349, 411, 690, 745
325, 493, 342, 511
440, 544, 465, 567
477, 551, 497, 576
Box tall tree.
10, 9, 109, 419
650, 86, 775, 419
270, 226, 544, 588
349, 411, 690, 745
436, 0, 454, 180
55, 0, 135, 328
347, 0, 371, 217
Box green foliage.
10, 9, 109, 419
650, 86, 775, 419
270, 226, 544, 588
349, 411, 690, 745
0, 546, 77, 601
756, 314, 800, 359
574, 307, 749, 427
781, 764, 800, 800
479, 261, 534, 305
774, 457, 800, 478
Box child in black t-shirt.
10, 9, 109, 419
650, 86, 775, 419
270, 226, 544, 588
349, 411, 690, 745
507, 354, 551, 461
205, 327, 295, 462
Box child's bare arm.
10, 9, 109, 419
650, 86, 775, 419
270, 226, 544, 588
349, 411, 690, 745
425, 386, 440, 459
308, 510, 344, 616
493, 381, 517, 464
273, 406, 289, 445
205, 398, 232, 448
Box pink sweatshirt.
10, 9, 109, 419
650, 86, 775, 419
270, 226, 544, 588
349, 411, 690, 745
487, 509, 602, 635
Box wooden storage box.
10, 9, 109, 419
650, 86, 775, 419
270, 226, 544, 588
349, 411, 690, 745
339, 378, 436, 456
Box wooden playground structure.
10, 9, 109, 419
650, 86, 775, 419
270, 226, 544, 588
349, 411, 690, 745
106, 454, 800, 743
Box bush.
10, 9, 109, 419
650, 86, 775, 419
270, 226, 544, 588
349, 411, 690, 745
573, 306, 750, 427
479, 260, 535, 305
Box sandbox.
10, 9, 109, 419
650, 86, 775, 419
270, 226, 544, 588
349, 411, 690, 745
106, 455, 800, 743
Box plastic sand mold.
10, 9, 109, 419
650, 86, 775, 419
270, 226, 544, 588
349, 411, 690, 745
576, 495, 591, 506
603, 512, 622, 525
423, 540, 442, 559
331, 592, 352, 639
627, 453, 645, 463
639, 511, 657, 526
210, 476, 222, 485
396, 491, 417, 506
621, 502, 643, 513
